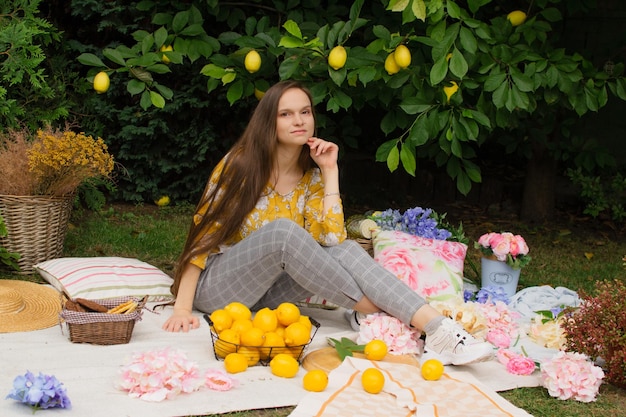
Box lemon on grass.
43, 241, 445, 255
240, 327, 265, 347
303, 369, 328, 392
328, 45, 347, 70
276, 302, 301, 327
507, 10, 527, 27
394, 44, 411, 69
224, 352, 248, 374
364, 340, 388, 361
361, 368, 385, 394
253, 307, 278, 333
209, 309, 233, 333
269, 353, 300, 378
420, 359, 444, 381
93, 71, 110, 94
244, 50, 262, 73
283, 322, 310, 347
224, 301, 252, 321
214, 329, 240, 358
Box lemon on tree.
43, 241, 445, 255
160, 45, 173, 63
384, 53, 400, 75
328, 45, 347, 70
443, 81, 459, 104
224, 352, 249, 374
361, 368, 385, 394
93, 71, 110, 94
420, 359, 444, 381
269, 353, 300, 378
302, 369, 328, 392
393, 44, 411, 69
364, 340, 388, 361
244, 50, 262, 73
507, 10, 527, 27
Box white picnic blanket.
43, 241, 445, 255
1, 302, 544, 417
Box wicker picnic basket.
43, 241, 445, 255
60, 296, 148, 345
0, 194, 73, 274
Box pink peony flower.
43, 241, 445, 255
116, 347, 236, 401
357, 312, 423, 355
486, 329, 512, 348
540, 351, 604, 402
475, 232, 531, 269
205, 369, 237, 391
497, 349, 536, 376
507, 356, 536, 375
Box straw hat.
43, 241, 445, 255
0, 280, 62, 333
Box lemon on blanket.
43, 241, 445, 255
224, 352, 248, 373
240, 327, 265, 347
303, 369, 328, 392
421, 359, 444, 381
269, 353, 299, 378
364, 340, 388, 361
361, 368, 385, 394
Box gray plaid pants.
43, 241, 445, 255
194, 218, 426, 325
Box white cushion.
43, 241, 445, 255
34, 257, 174, 301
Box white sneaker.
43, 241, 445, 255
424, 318, 494, 365
343, 309, 365, 332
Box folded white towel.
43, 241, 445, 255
509, 285, 580, 322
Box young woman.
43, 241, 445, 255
162, 80, 492, 366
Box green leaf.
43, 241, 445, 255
179, 24, 205, 36
154, 27, 168, 47
279, 55, 301, 79
412, 0, 427, 21
149, 90, 165, 108
430, 56, 448, 85
400, 142, 416, 175
77, 53, 105, 67
127, 79, 145, 95
140, 90, 151, 110
387, 145, 400, 172
283, 20, 303, 40
484, 73, 507, 92
376, 139, 397, 162
449, 48, 468, 79
172, 10, 189, 33
226, 80, 243, 105
200, 64, 227, 78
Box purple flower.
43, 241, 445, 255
476, 286, 510, 305
6, 371, 71, 411
463, 289, 476, 302
373, 206, 452, 241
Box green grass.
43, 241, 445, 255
2, 203, 625, 417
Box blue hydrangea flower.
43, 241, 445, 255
463, 289, 476, 302
372, 206, 452, 241
6, 371, 71, 411
475, 286, 510, 305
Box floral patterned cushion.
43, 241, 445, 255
373, 230, 467, 302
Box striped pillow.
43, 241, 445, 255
34, 257, 174, 301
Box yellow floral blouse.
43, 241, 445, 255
190, 157, 347, 269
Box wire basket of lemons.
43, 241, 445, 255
204, 301, 320, 366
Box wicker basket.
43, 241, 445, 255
61, 296, 147, 345
204, 314, 320, 365
0, 194, 73, 274
355, 237, 374, 257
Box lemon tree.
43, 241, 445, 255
78, 0, 626, 222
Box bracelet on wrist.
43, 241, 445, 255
324, 192, 340, 198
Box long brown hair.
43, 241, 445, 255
171, 81, 316, 296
